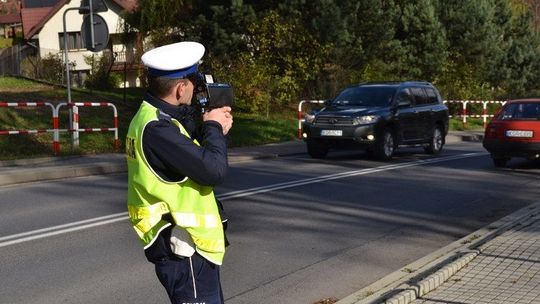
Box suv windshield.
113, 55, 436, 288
498, 103, 540, 120
332, 86, 397, 107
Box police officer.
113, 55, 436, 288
126, 41, 233, 304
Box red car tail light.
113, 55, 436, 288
484, 122, 500, 139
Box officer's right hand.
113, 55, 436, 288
203, 106, 233, 135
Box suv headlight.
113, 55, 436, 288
353, 115, 379, 125
304, 113, 316, 123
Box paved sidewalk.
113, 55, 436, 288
338, 202, 540, 304
412, 215, 540, 304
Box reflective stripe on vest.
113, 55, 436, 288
126, 101, 225, 264
128, 202, 221, 230
128, 202, 170, 238
171, 212, 221, 228
128, 201, 169, 219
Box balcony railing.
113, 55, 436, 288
101, 50, 141, 71
109, 51, 136, 64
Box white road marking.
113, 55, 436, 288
0, 152, 486, 248
218, 153, 485, 200
0, 215, 127, 248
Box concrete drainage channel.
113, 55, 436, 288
337, 202, 540, 304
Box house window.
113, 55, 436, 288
59, 32, 83, 50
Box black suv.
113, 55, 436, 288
302, 81, 449, 159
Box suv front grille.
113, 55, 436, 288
315, 116, 354, 125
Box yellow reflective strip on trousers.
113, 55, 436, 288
171, 212, 221, 228
128, 202, 169, 219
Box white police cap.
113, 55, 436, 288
142, 41, 205, 78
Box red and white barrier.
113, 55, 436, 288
298, 100, 326, 138
56, 102, 119, 152
444, 100, 506, 128
0, 102, 57, 151
0, 101, 119, 155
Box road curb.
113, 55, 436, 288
0, 162, 128, 186
337, 201, 540, 304
446, 131, 484, 143
0, 153, 281, 186
382, 250, 480, 304
459, 133, 484, 142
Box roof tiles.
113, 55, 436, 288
21, 6, 51, 38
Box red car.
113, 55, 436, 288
483, 98, 540, 167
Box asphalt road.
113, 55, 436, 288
0, 141, 539, 304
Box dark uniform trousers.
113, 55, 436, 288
155, 252, 224, 304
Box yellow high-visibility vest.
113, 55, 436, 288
126, 101, 225, 265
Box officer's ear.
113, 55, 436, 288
174, 79, 189, 101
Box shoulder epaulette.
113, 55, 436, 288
158, 110, 172, 122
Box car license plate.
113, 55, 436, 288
321, 130, 343, 136
505, 130, 533, 138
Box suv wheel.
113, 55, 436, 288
424, 125, 444, 154
307, 140, 329, 159
492, 156, 509, 168
374, 129, 395, 160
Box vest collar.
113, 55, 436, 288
144, 91, 198, 122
